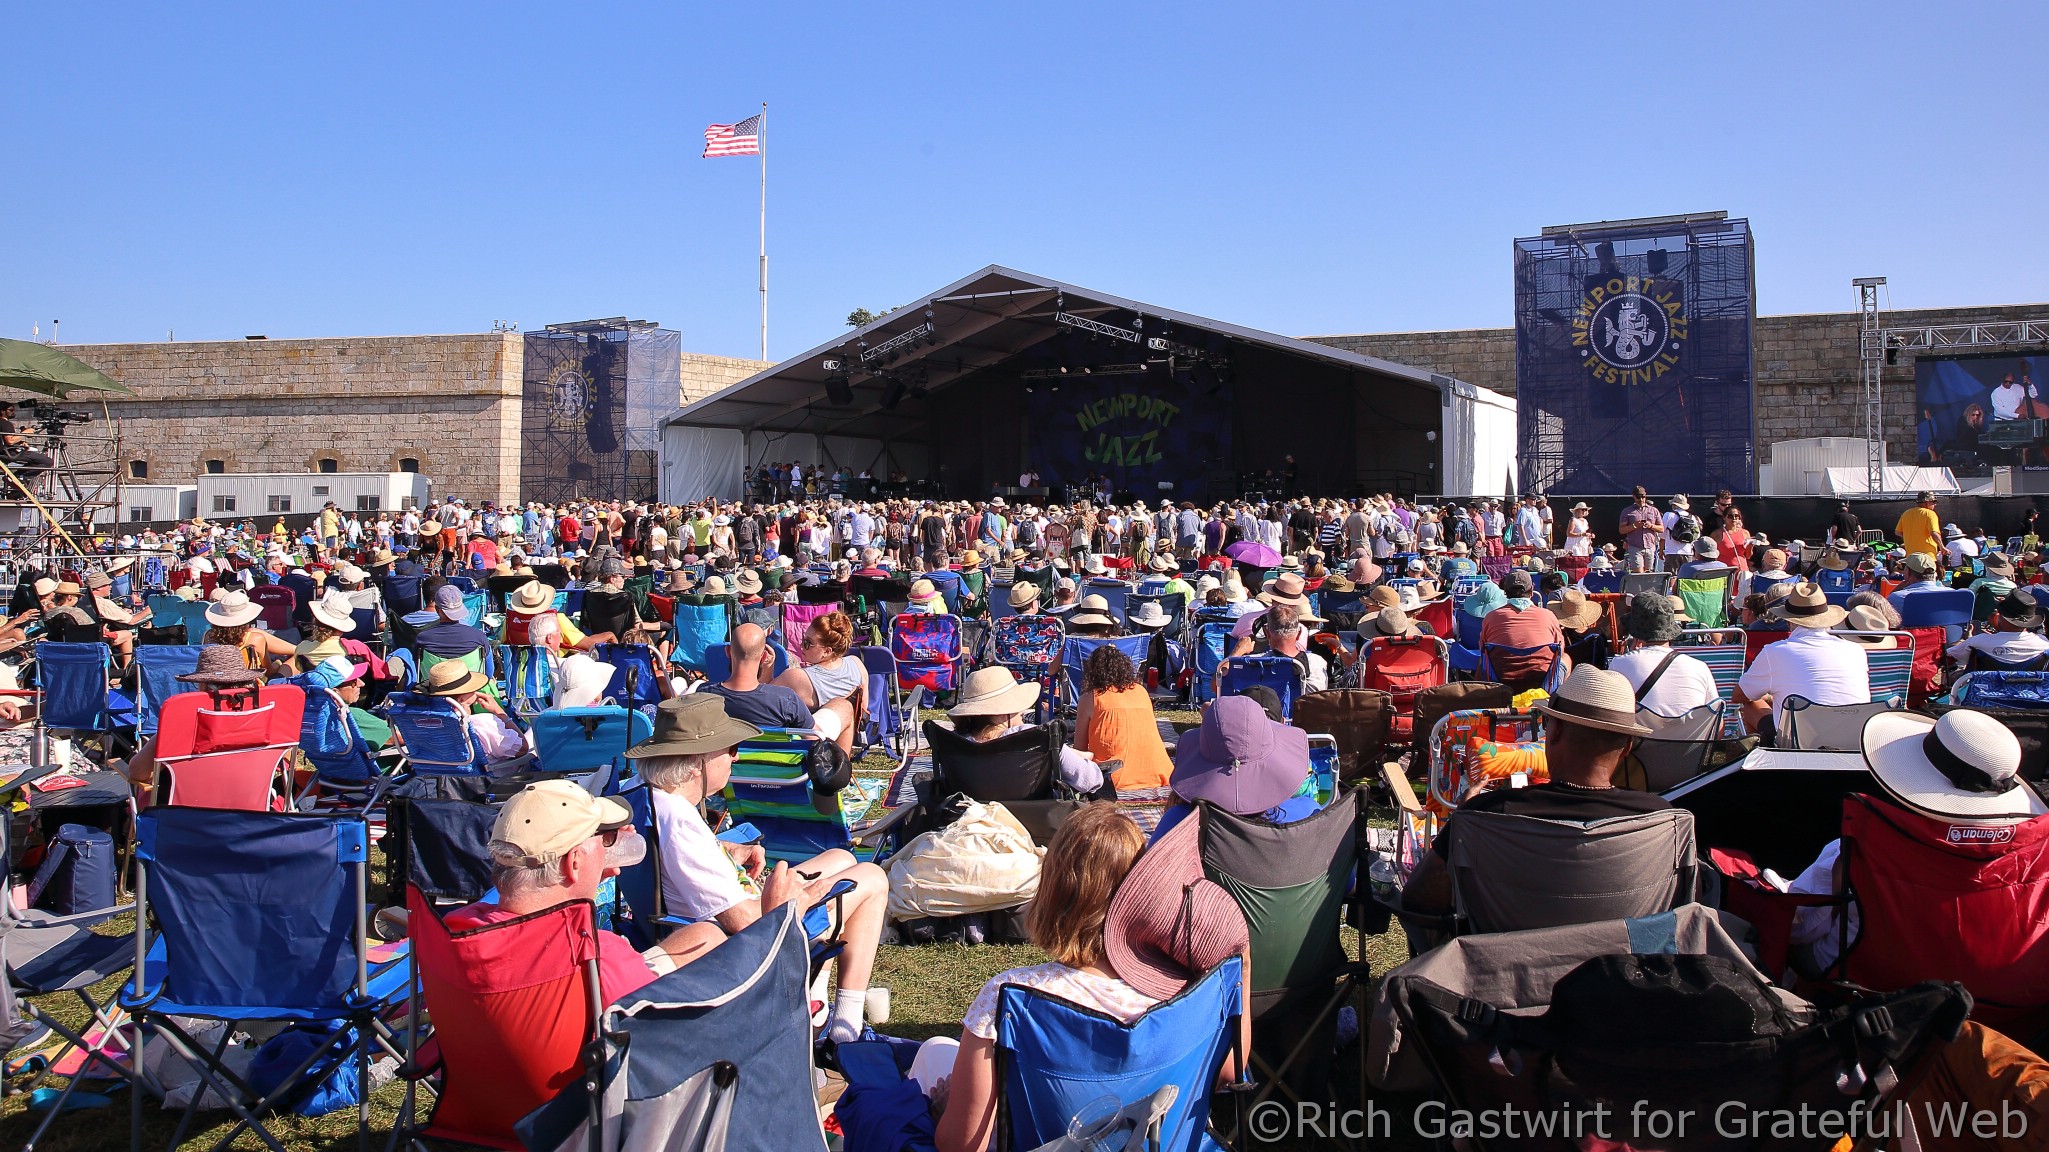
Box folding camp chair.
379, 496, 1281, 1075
667, 594, 736, 674
0, 762, 140, 1150
888, 612, 966, 698
595, 642, 663, 711
391, 888, 606, 1152
1674, 570, 1733, 628
852, 645, 915, 760
121, 808, 409, 1152
1778, 694, 1904, 751
384, 796, 498, 912
1477, 640, 1564, 694
925, 569, 965, 616
1188, 613, 1234, 706
1963, 645, 2049, 674
1441, 808, 1698, 937
1617, 700, 1726, 792
514, 902, 828, 1152
1833, 793, 2049, 1039
1291, 690, 1393, 786
1577, 568, 1623, 595
382, 691, 533, 800
153, 683, 307, 811
1860, 635, 1917, 705
780, 601, 838, 659
919, 718, 1106, 846
380, 573, 425, 617
721, 728, 914, 865
1057, 633, 1153, 707
248, 584, 296, 634
1620, 570, 1674, 601
1673, 627, 1748, 738
1356, 636, 1447, 744
528, 705, 654, 794
36, 641, 116, 733
284, 673, 400, 816
133, 644, 203, 738
500, 643, 556, 719
994, 956, 1243, 1152
1950, 670, 2049, 709
146, 596, 213, 645
1447, 607, 1484, 676
1195, 797, 1364, 1114
1896, 586, 1973, 642
1217, 654, 1304, 719
701, 635, 792, 683
1373, 908, 1970, 1138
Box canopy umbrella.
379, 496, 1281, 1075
0, 339, 132, 399
1224, 540, 1282, 568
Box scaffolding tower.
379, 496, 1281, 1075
0, 403, 123, 576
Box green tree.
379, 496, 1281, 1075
847, 308, 880, 328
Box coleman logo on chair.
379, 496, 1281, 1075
1947, 824, 2017, 846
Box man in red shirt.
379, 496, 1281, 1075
1477, 569, 1565, 689
555, 510, 582, 557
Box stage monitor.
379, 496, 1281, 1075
1514, 215, 1756, 495
1913, 352, 2049, 475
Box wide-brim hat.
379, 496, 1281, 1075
1068, 593, 1117, 628
626, 695, 764, 759
205, 591, 262, 628
1148, 554, 1177, 573
1998, 588, 2046, 629
908, 578, 940, 604
1840, 603, 1897, 643
1985, 553, 2016, 577
1007, 581, 1042, 608
1623, 592, 1684, 643
1531, 666, 1653, 736
948, 666, 1042, 718
1773, 582, 1848, 629
1364, 606, 1418, 638
1863, 710, 2046, 823
1171, 695, 1310, 815
1102, 815, 1250, 1001
735, 570, 764, 596
310, 594, 357, 632
701, 575, 728, 597
1548, 589, 1602, 631
1570, 502, 1591, 513
1128, 602, 1173, 629
421, 660, 491, 697
1260, 571, 1309, 609
175, 644, 263, 685
1819, 549, 1851, 571
510, 580, 555, 611
1942, 523, 1964, 540
555, 653, 618, 709
960, 549, 982, 569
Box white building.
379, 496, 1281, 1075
194, 472, 432, 520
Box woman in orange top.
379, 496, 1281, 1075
1070, 644, 1172, 790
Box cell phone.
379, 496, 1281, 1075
834, 1040, 904, 1087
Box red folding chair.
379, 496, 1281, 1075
248, 584, 297, 633
1742, 628, 1789, 668
1412, 596, 1454, 643
1357, 636, 1448, 743
1904, 625, 1946, 708
152, 683, 306, 810
398, 888, 604, 1150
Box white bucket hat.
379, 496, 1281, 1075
948, 666, 1041, 718
554, 653, 619, 710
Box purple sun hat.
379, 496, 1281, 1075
1171, 695, 1310, 814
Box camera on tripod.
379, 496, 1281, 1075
26, 403, 91, 433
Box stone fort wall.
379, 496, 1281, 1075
52, 334, 765, 506
1305, 301, 2049, 467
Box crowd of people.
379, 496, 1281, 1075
7, 480, 2047, 1148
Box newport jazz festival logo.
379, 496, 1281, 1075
1572, 275, 1688, 386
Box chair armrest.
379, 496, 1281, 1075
849, 801, 920, 847
715, 822, 762, 845
10, 903, 135, 930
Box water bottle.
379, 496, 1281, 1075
1367, 854, 1399, 904
1066, 1095, 1123, 1152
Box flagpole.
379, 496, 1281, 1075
758, 102, 768, 362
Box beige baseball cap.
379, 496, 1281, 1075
488, 779, 634, 868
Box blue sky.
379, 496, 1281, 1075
7, 2, 2044, 359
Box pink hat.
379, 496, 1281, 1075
1171, 695, 1310, 815
1102, 816, 1249, 999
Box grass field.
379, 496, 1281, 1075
0, 705, 1440, 1150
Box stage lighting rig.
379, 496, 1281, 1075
861, 322, 936, 364
1054, 311, 1141, 344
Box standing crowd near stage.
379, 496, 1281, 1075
5, 481, 2045, 1150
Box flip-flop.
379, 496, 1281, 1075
27, 1085, 117, 1112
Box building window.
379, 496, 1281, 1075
356, 495, 380, 512
128, 460, 148, 480
400, 496, 419, 510
211, 495, 236, 513
317, 458, 339, 474
204, 459, 226, 475
267, 495, 291, 513
128, 507, 150, 522
312, 485, 330, 496
398, 458, 420, 474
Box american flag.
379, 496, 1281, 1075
703, 114, 762, 157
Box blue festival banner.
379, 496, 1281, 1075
1023, 375, 1231, 491
1514, 216, 1756, 495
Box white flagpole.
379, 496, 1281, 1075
758, 102, 768, 362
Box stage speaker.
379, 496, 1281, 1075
825, 376, 853, 405
880, 379, 907, 410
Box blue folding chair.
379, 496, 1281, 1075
146, 595, 212, 644
385, 647, 419, 692
134, 644, 203, 737
284, 673, 397, 814
1815, 567, 1856, 597
445, 575, 477, 594
1896, 587, 1974, 643
383, 691, 492, 779
853, 645, 913, 759
529, 705, 654, 794
701, 635, 793, 683
668, 595, 736, 674
596, 642, 664, 711
1479, 641, 1566, 694
1448, 609, 1485, 676
1218, 654, 1304, 719
121, 808, 409, 1152
37, 642, 115, 732
925, 569, 964, 615
500, 644, 556, 718
1578, 569, 1624, 595
379, 572, 424, 617
1084, 578, 1131, 625
994, 957, 1243, 1152
1190, 615, 1235, 706
1058, 634, 1154, 705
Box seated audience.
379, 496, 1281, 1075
1072, 643, 1172, 790
418, 659, 527, 766
628, 695, 889, 1043
1151, 694, 1316, 842
771, 610, 864, 753
1886, 552, 1947, 611
1734, 582, 1871, 742
1948, 588, 2049, 669
1476, 570, 1565, 689
699, 622, 814, 730
1607, 594, 1719, 716
949, 666, 1103, 794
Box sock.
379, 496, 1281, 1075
827, 989, 868, 1044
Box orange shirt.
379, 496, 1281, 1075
1078, 683, 1172, 791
